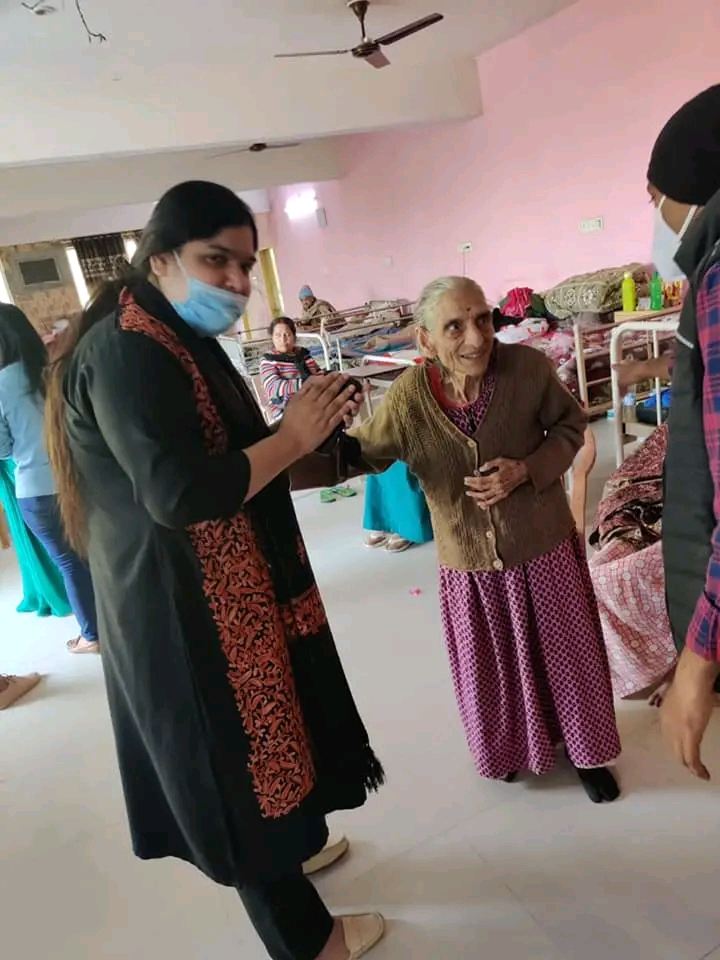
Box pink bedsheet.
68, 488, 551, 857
588, 539, 676, 698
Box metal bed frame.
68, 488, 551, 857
609, 317, 679, 466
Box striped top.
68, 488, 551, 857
259, 349, 321, 421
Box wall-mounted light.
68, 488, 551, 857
284, 189, 319, 221
124, 237, 138, 261
0, 263, 13, 304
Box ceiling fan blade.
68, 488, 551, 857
208, 148, 246, 160
209, 143, 300, 160
377, 13, 444, 47
275, 49, 350, 60
365, 49, 390, 69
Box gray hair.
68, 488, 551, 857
414, 276, 485, 329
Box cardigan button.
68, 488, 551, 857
492, 559, 504, 571
485, 530, 493, 540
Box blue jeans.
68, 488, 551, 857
18, 495, 99, 642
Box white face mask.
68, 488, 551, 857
652, 196, 698, 282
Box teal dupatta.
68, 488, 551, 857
0, 460, 71, 617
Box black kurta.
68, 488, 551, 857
63, 281, 382, 886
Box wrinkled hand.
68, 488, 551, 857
279, 374, 362, 457
464, 458, 529, 509
660, 648, 719, 780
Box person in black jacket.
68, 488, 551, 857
642, 86, 720, 779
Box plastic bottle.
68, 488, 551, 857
650, 272, 664, 311
621, 272, 637, 312
623, 390, 637, 422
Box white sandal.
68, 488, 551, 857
385, 535, 412, 553
340, 913, 386, 959
365, 532, 389, 548
302, 834, 349, 875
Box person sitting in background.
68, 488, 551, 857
298, 286, 337, 330
260, 317, 322, 423
260, 317, 355, 504
0, 304, 99, 654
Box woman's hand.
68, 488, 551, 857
278, 374, 362, 458
464, 458, 529, 509
660, 648, 719, 780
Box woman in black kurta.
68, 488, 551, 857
45, 182, 385, 960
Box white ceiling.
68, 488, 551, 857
0, 0, 577, 224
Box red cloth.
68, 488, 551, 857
503, 287, 534, 319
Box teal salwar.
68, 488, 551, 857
0, 460, 71, 617
363, 461, 433, 544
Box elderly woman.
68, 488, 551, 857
350, 276, 621, 803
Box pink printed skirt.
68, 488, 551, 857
439, 534, 621, 779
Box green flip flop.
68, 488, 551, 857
331, 485, 357, 499
320, 489, 337, 503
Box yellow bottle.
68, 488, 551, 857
621, 272, 637, 312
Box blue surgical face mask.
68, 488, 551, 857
170, 253, 249, 337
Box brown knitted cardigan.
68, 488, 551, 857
350, 343, 586, 572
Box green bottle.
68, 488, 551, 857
650, 272, 664, 311
621, 272, 637, 312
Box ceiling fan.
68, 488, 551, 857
275, 0, 444, 70
210, 141, 301, 160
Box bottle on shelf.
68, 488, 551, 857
650, 272, 664, 311
622, 272, 637, 312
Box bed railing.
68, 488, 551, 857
610, 318, 679, 466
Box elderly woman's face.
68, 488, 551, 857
421, 286, 494, 377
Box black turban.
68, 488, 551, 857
647, 84, 720, 206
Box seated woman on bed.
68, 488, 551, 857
260, 316, 355, 504
587, 417, 676, 702
259, 316, 323, 423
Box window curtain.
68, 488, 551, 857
71, 233, 129, 287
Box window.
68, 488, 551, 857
65, 246, 90, 307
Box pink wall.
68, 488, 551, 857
270, 0, 720, 311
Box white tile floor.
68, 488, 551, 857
3, 424, 720, 959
